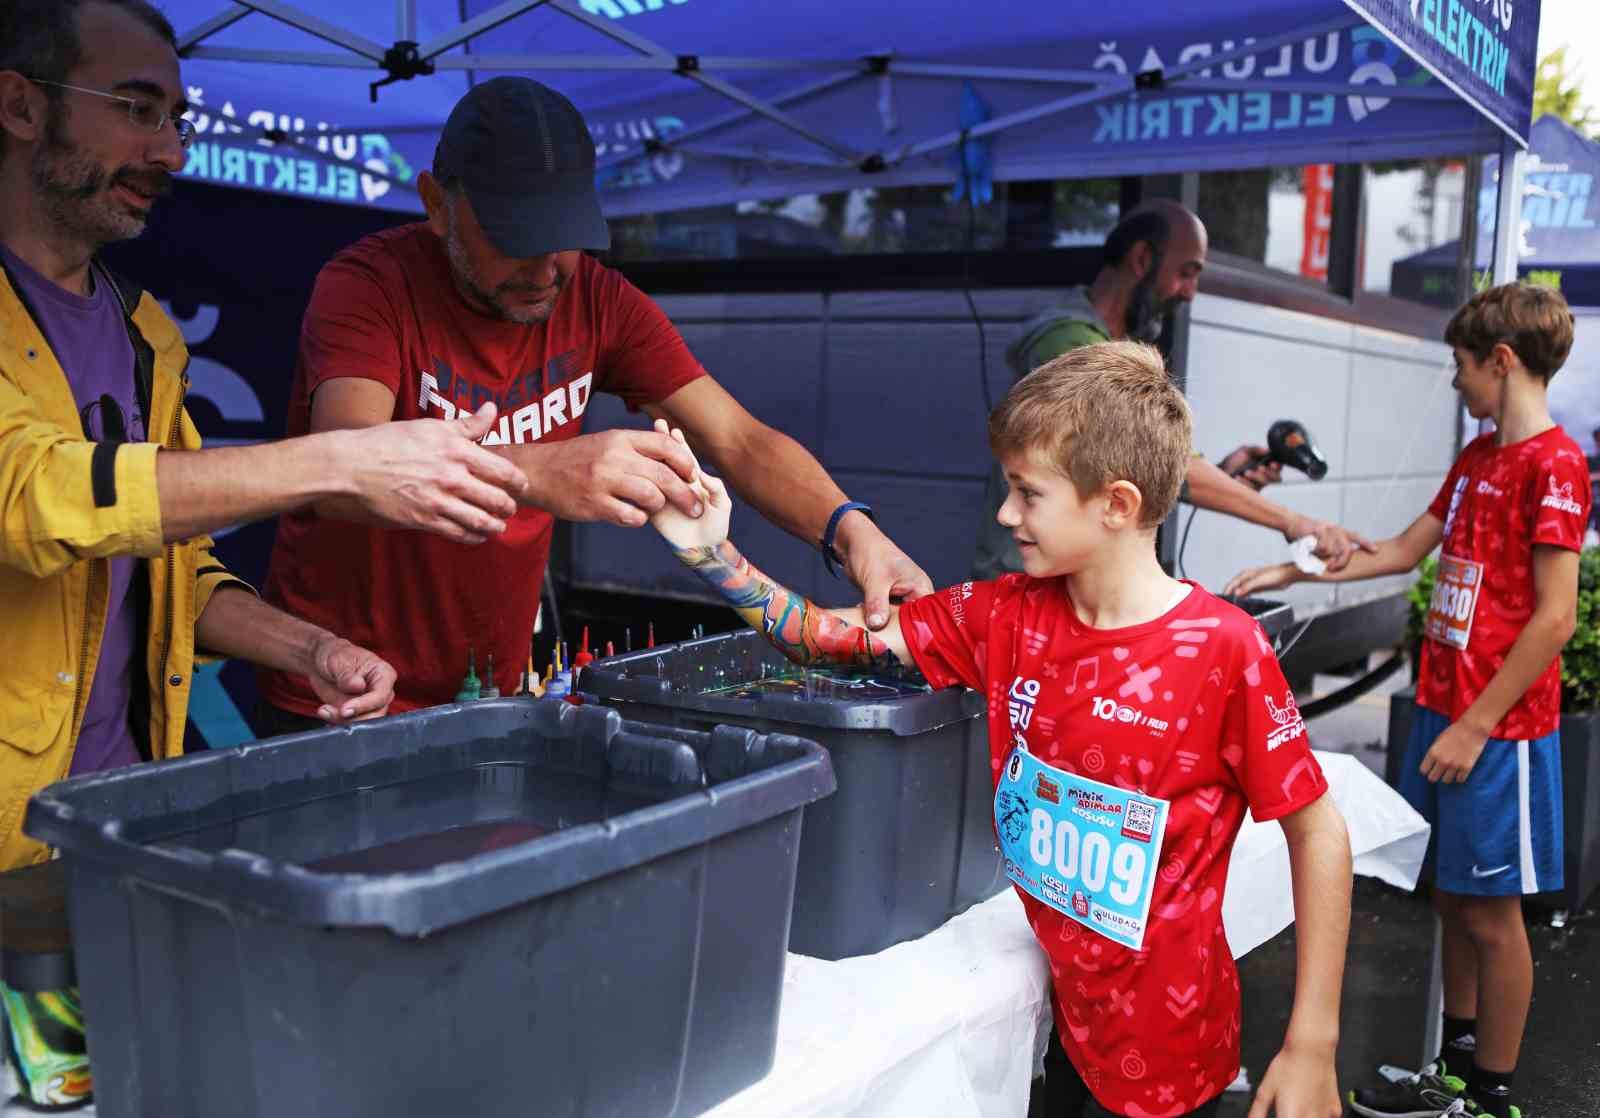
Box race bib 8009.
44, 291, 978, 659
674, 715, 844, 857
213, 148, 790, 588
994, 745, 1169, 950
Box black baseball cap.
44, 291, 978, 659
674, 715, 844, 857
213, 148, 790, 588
433, 77, 611, 258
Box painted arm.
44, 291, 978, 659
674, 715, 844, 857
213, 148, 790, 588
673, 537, 912, 670
647, 423, 914, 670
649, 377, 934, 628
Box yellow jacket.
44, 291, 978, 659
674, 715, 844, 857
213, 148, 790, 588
0, 261, 247, 869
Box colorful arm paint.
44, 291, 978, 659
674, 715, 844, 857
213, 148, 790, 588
673, 539, 905, 671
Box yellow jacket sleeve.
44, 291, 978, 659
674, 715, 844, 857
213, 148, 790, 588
0, 374, 164, 578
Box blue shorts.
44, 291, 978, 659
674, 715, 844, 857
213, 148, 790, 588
1399, 705, 1563, 896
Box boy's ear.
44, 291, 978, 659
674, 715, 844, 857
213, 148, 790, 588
1491, 341, 1520, 378
1104, 479, 1145, 527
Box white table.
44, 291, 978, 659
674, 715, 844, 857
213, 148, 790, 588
9, 752, 1428, 1118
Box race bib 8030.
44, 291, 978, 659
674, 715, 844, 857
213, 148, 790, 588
994, 745, 1169, 950
1424, 554, 1484, 652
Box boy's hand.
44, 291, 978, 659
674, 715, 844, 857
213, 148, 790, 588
1223, 562, 1301, 598
647, 420, 732, 552
1420, 719, 1489, 783
1248, 1043, 1341, 1118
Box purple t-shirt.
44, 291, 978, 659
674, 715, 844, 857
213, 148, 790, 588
0, 245, 144, 775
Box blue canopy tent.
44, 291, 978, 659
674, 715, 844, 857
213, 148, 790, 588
1392, 115, 1600, 308
127, 0, 1545, 745
159, 0, 1540, 233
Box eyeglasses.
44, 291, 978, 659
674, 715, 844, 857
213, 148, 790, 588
27, 79, 196, 149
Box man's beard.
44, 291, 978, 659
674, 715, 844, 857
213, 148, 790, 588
444, 210, 564, 325
1126, 256, 1179, 343
30, 106, 171, 249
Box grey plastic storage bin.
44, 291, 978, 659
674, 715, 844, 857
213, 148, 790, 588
24, 699, 834, 1118
582, 631, 1006, 959
1228, 595, 1295, 643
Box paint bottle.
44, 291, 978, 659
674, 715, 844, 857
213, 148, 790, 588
479, 653, 500, 700
454, 649, 481, 703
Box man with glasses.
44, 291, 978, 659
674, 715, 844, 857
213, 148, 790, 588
0, 2, 527, 1105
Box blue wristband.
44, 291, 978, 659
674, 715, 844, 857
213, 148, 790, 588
821, 501, 874, 578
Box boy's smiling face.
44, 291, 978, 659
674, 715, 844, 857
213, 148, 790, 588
996, 448, 1113, 577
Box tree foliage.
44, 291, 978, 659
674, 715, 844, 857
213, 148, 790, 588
1534, 47, 1598, 136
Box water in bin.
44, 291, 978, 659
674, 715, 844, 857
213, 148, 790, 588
148, 757, 662, 874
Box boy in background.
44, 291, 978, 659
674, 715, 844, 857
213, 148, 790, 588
1228, 284, 1586, 1118
651, 341, 1352, 1118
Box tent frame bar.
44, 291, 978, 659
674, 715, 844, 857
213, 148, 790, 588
188, 46, 378, 68
430, 54, 865, 72
594, 69, 860, 173
226, 0, 388, 62
885, 13, 1363, 168
544, 0, 862, 163
417, 0, 552, 61
178, 6, 254, 52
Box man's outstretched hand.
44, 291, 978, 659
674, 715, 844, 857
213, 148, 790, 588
833, 512, 934, 630
342, 402, 528, 544
518, 425, 706, 528
1284, 514, 1375, 572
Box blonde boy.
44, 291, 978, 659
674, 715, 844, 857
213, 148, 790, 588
653, 340, 1352, 1118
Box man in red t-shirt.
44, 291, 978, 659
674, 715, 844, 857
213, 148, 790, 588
259, 78, 930, 723
650, 341, 1352, 1118
1230, 284, 1586, 1118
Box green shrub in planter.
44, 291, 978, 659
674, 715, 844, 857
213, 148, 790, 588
1561, 548, 1600, 712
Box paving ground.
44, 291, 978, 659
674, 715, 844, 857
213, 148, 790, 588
1216, 667, 1600, 1118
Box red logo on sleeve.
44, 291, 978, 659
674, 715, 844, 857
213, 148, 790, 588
1264, 691, 1306, 751
1543, 477, 1585, 515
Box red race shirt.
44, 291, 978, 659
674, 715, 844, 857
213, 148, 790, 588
261, 224, 705, 713
1418, 427, 1590, 739
900, 577, 1327, 1116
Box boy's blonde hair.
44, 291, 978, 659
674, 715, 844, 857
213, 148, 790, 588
988, 340, 1191, 529
1445, 282, 1574, 383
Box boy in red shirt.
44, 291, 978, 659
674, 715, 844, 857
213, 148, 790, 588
651, 340, 1353, 1118
1228, 283, 1586, 1118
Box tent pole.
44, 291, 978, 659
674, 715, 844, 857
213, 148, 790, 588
1453, 156, 1483, 457
1455, 155, 1483, 303
1489, 133, 1526, 285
